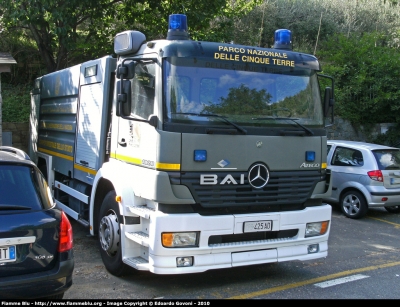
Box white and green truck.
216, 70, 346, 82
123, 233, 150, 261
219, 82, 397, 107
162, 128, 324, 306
29, 14, 334, 276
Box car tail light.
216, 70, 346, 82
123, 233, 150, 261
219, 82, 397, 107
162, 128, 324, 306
367, 170, 383, 182
58, 211, 73, 252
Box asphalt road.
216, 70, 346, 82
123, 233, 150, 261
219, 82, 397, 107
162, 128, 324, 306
64, 205, 400, 300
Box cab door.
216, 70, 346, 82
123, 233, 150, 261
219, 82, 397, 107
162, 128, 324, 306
113, 61, 158, 171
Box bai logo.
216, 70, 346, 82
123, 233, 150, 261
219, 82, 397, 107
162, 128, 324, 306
200, 174, 245, 185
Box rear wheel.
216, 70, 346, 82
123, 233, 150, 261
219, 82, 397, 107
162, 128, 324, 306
98, 190, 130, 276
384, 205, 400, 213
340, 190, 368, 219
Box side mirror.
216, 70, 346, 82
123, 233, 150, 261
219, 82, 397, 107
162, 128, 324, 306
116, 61, 136, 79
324, 87, 334, 117
116, 80, 131, 117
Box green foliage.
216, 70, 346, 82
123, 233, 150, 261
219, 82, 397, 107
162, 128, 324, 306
0, 0, 261, 73
230, 0, 400, 53
0, 0, 260, 123
0, 0, 126, 72
0, 29, 43, 85
318, 32, 400, 125
1, 83, 31, 123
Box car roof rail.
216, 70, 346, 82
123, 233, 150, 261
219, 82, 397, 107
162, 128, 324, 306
0, 146, 31, 161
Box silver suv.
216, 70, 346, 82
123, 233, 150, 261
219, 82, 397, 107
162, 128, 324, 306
324, 140, 400, 219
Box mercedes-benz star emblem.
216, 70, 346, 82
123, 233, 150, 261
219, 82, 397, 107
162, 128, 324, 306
248, 163, 269, 189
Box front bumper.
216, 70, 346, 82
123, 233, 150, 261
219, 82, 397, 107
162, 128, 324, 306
144, 205, 331, 274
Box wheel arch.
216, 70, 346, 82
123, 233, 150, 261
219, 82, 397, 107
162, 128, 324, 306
339, 183, 370, 209
91, 178, 115, 235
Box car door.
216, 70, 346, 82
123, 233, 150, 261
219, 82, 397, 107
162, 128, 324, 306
327, 145, 365, 203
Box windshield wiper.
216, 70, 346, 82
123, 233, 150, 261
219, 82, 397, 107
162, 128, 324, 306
0, 205, 31, 210
252, 117, 314, 136
172, 112, 247, 134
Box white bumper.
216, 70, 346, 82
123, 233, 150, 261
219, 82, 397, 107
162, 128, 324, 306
145, 205, 331, 274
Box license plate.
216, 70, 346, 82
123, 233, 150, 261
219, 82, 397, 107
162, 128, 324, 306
390, 178, 400, 185
0, 245, 16, 262
243, 220, 272, 233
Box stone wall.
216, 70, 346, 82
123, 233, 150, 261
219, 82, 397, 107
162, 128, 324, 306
326, 117, 383, 142
2, 122, 29, 153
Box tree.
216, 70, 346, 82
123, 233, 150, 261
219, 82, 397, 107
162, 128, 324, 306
0, 0, 261, 73
229, 0, 400, 53
318, 32, 400, 125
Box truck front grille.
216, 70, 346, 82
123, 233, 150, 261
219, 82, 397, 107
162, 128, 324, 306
179, 170, 322, 210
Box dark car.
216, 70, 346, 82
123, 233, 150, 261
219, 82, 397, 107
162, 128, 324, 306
0, 146, 74, 299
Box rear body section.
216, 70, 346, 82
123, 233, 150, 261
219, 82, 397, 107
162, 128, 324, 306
30, 56, 116, 224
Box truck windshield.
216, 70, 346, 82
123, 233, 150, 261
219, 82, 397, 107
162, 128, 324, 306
163, 57, 323, 128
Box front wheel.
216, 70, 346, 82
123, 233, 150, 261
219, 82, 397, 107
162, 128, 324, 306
340, 190, 368, 219
384, 205, 400, 213
98, 190, 130, 276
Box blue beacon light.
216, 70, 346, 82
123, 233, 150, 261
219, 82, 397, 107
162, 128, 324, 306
167, 14, 189, 40
273, 29, 292, 50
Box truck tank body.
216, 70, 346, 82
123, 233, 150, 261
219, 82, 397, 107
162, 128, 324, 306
36, 56, 116, 184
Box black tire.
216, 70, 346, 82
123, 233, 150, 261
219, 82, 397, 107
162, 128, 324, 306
384, 205, 400, 213
98, 190, 129, 276
340, 190, 368, 219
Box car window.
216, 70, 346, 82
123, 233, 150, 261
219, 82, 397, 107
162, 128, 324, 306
0, 164, 53, 210
372, 149, 400, 170
327, 145, 332, 155
331, 147, 364, 166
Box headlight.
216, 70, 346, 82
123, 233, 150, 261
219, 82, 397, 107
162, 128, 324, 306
162, 232, 199, 247
305, 221, 329, 237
